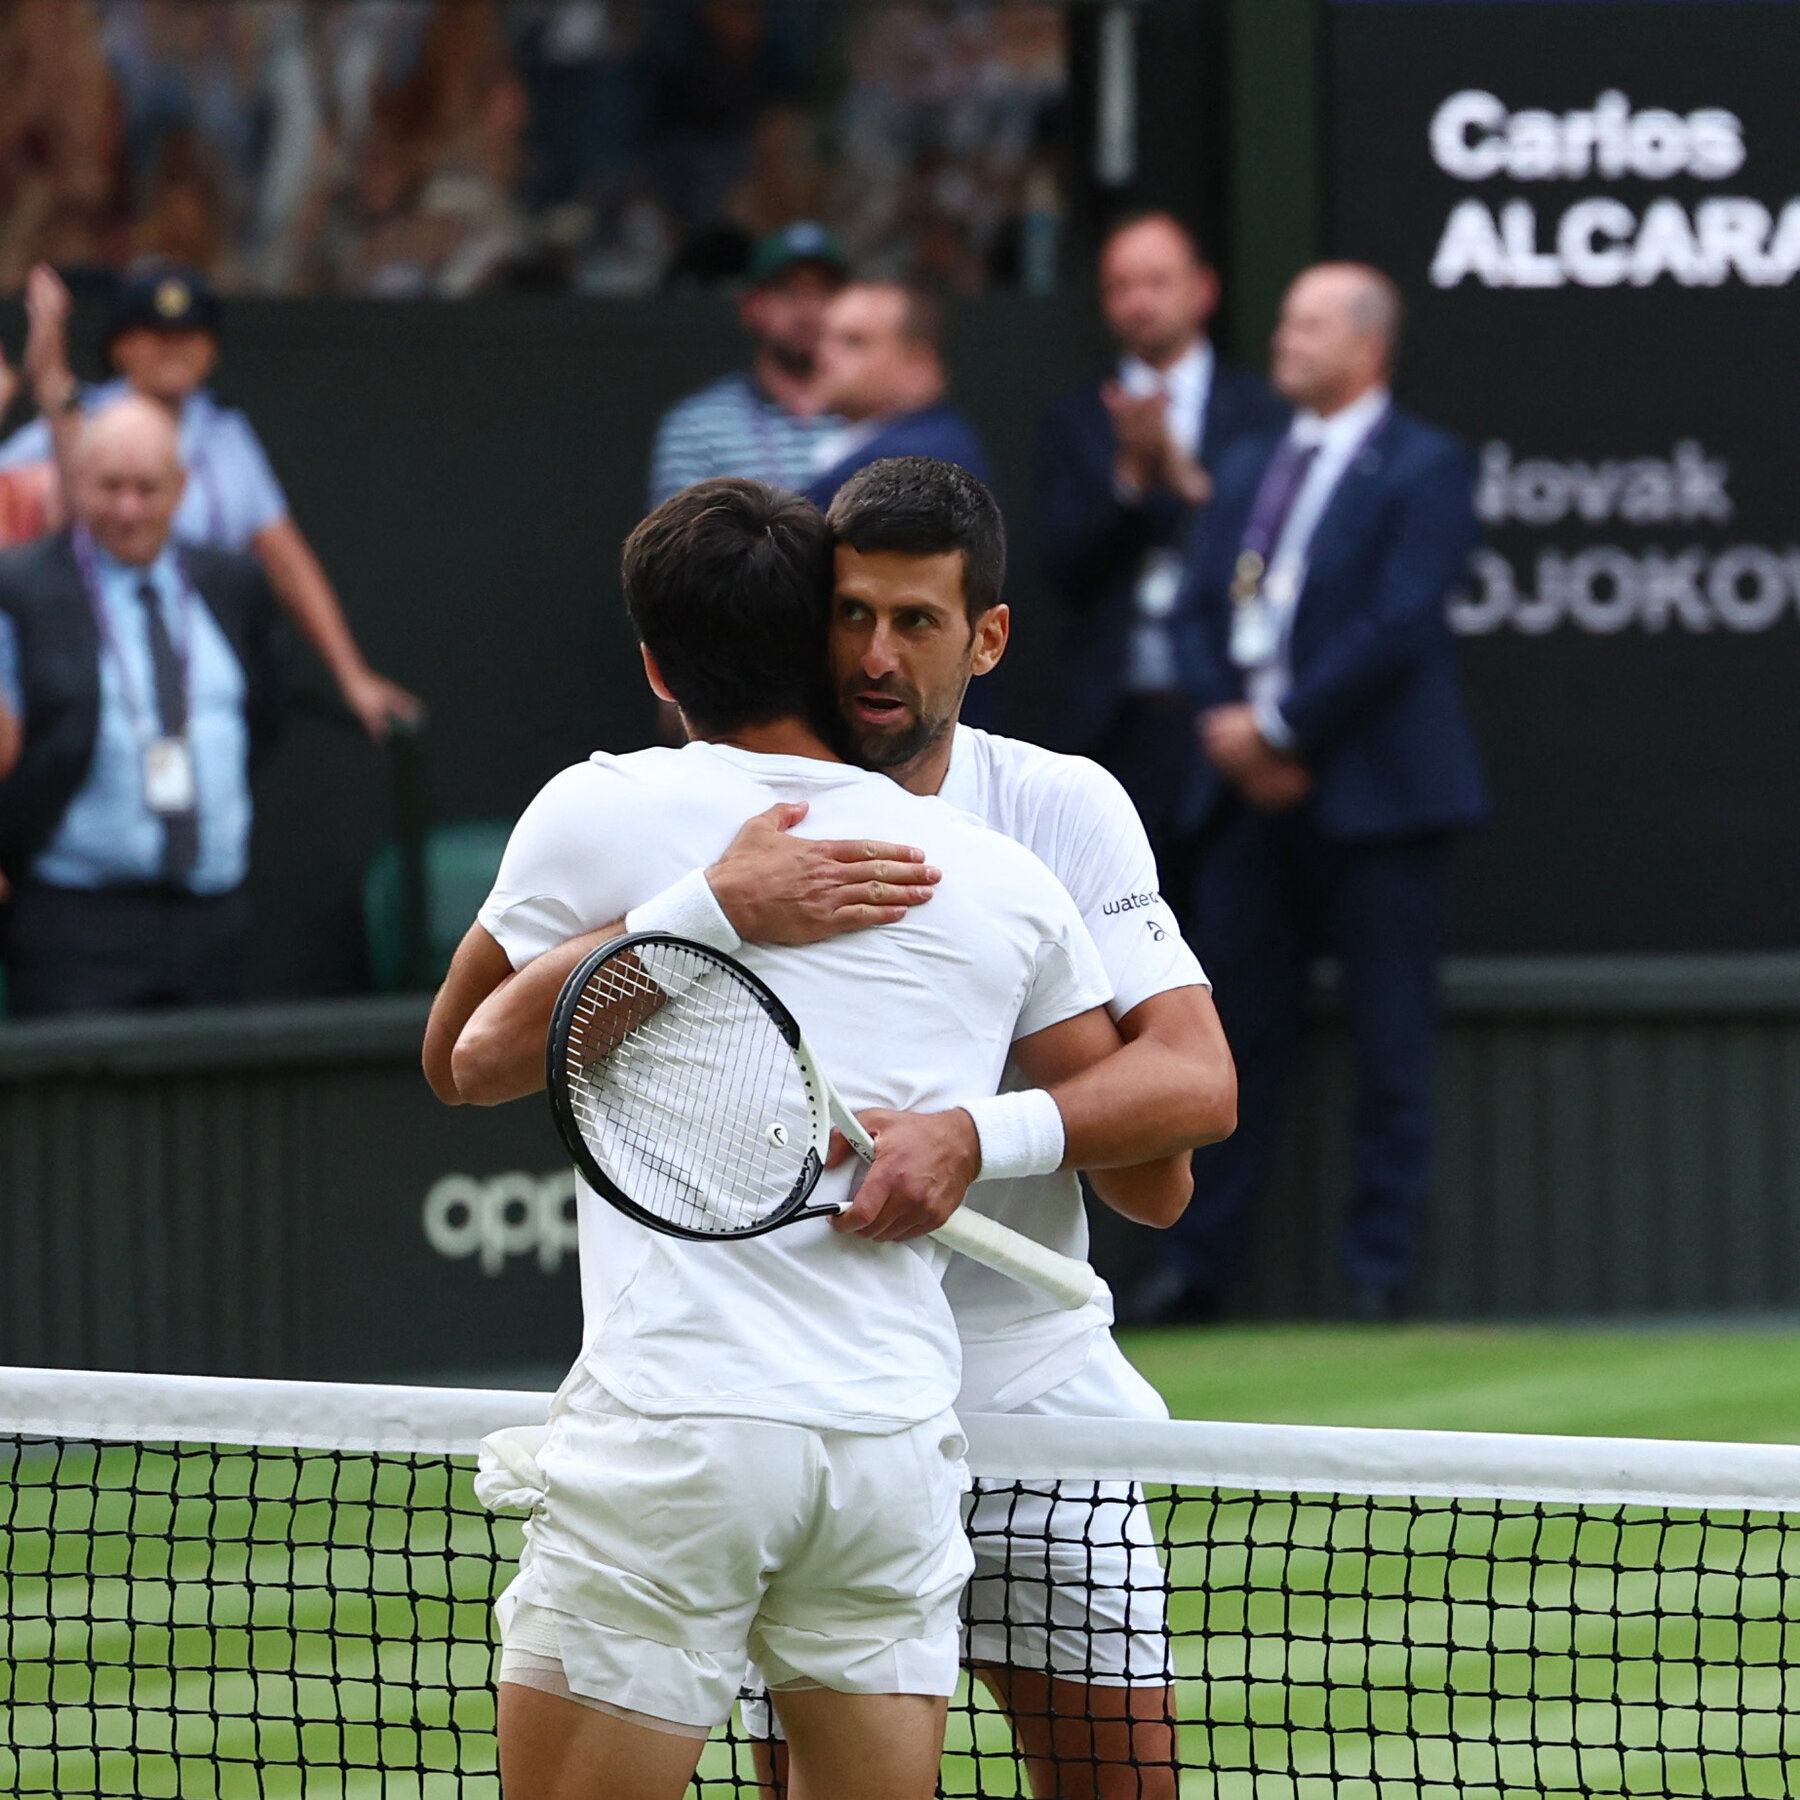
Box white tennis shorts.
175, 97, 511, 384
494, 1371, 974, 1730
961, 1336, 1173, 1685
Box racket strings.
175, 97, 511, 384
564, 943, 817, 1234
570, 983, 787, 1230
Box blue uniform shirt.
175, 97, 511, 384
0, 537, 252, 893
0, 380, 288, 553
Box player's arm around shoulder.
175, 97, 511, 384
426, 791, 943, 1107
1013, 1005, 1197, 1227
1008, 746, 1237, 1186
1007, 840, 1204, 1226
423, 760, 630, 1105
422, 922, 515, 1104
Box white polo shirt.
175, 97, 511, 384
936, 725, 1210, 1410
478, 740, 1111, 1435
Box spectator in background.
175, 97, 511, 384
1039, 214, 1286, 897
337, 0, 530, 297
131, 126, 227, 273
0, 395, 282, 1014
801, 280, 989, 507
0, 0, 130, 290
1129, 263, 1488, 1326
645, 0, 801, 245
832, 4, 1066, 293
647, 220, 848, 507
0, 261, 419, 736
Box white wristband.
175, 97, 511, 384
963, 1089, 1066, 1183
624, 867, 741, 953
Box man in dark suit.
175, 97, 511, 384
0, 395, 282, 1015
1039, 213, 1287, 890
1128, 263, 1487, 1325
801, 282, 991, 508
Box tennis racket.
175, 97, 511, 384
546, 932, 1098, 1311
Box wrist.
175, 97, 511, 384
624, 866, 741, 953
962, 1088, 1066, 1182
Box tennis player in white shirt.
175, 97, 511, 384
425, 478, 1193, 1800
814, 459, 1234, 1800
443, 459, 1235, 1799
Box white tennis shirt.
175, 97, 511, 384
478, 740, 1111, 1434
935, 726, 1210, 1411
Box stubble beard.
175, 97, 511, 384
837, 675, 966, 777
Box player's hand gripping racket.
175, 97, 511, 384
546, 932, 1097, 1310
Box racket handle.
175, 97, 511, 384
930, 1208, 1098, 1312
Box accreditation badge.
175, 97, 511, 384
1230, 549, 1264, 606
1230, 598, 1279, 668
1134, 548, 1185, 620
143, 737, 198, 815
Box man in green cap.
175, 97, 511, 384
647, 222, 850, 507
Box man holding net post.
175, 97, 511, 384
439, 460, 1234, 1798
424, 478, 1198, 1800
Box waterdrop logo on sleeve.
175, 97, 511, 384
422, 1170, 580, 1276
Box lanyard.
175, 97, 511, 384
1280, 403, 1391, 559
71, 527, 193, 745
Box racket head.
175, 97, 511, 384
546, 932, 836, 1241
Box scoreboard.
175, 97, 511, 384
1329, 0, 1800, 950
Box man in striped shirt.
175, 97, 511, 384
647, 224, 850, 508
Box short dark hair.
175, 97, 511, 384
1100, 210, 1211, 269
848, 279, 947, 353
622, 479, 834, 734
826, 456, 1006, 619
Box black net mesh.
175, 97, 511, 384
4, 1433, 1797, 1798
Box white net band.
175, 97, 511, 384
5, 1364, 1800, 1511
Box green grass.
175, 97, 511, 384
8, 1331, 1800, 1798
1122, 1323, 1800, 1444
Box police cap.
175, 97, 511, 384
104, 263, 223, 351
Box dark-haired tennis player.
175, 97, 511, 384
817, 457, 1231, 1800
424, 479, 1191, 1800
439, 460, 1233, 1799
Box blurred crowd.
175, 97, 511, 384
0, 0, 1069, 299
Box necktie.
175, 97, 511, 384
1238, 437, 1321, 571
135, 577, 199, 879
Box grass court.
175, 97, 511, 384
5, 1325, 1799, 1797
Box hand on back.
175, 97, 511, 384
707, 801, 939, 944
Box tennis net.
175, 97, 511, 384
4, 1364, 1797, 1798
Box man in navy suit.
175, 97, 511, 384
1038, 214, 1287, 889
1128, 263, 1488, 1325
801, 283, 991, 508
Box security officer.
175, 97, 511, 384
0, 261, 418, 738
